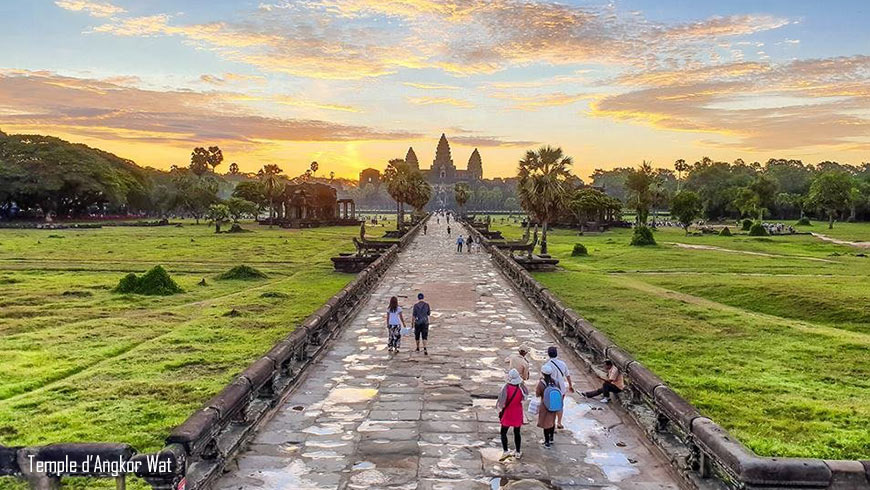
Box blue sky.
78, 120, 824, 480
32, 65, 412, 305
0, 0, 868, 179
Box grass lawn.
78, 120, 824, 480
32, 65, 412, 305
0, 221, 360, 461
490, 218, 870, 460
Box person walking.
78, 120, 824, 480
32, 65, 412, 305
545, 346, 574, 429
423, 224, 427, 235
536, 363, 560, 448
582, 360, 625, 403
385, 296, 405, 354
496, 369, 527, 461
466, 235, 473, 253
456, 234, 464, 252
447, 225, 451, 236
504, 345, 530, 382
412, 293, 431, 355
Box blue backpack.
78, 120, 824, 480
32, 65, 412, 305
542, 382, 563, 412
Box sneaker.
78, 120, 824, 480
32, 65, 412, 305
601, 398, 610, 404
544, 442, 552, 449
499, 451, 512, 462
424, 348, 428, 356
515, 451, 522, 459
415, 347, 420, 352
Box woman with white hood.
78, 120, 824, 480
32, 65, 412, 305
496, 368, 527, 461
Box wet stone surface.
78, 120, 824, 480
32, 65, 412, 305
215, 219, 680, 490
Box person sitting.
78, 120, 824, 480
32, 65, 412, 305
582, 360, 624, 403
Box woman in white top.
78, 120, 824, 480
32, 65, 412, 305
386, 296, 406, 353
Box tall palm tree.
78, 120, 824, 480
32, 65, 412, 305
408, 175, 432, 214
454, 183, 470, 217
625, 161, 655, 225
383, 159, 412, 229
258, 164, 284, 227
517, 146, 572, 254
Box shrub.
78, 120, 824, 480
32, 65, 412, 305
571, 243, 588, 256
796, 217, 812, 226
114, 266, 183, 295
630, 225, 656, 246
719, 227, 732, 236
218, 265, 268, 280
261, 291, 289, 298
748, 222, 768, 236
742, 218, 753, 231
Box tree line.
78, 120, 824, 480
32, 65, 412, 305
591, 158, 870, 228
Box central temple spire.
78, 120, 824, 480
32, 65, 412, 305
433, 133, 454, 170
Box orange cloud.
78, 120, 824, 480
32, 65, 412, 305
55, 0, 124, 18
407, 96, 474, 108
0, 71, 419, 145
591, 56, 870, 151
80, 1, 791, 80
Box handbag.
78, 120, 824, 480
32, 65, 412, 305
400, 326, 411, 336
527, 397, 540, 415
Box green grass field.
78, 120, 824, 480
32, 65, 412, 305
0, 221, 363, 459
491, 218, 870, 460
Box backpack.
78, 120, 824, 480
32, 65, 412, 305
542, 381, 563, 412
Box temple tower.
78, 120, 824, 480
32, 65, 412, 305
405, 147, 419, 170
431, 133, 456, 181
467, 148, 482, 180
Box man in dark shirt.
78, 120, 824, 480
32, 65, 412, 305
412, 292, 431, 355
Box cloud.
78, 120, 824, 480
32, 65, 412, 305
591, 56, 870, 151
450, 135, 537, 147
273, 95, 362, 113
80, 1, 791, 79
490, 92, 592, 111
407, 96, 474, 108
55, 0, 124, 18
0, 71, 418, 145
403, 82, 460, 90
199, 73, 267, 86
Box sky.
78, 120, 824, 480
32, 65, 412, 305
0, 0, 869, 181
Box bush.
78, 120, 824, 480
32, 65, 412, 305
748, 222, 768, 236
571, 243, 588, 256
630, 225, 656, 246
261, 291, 289, 298
218, 265, 268, 280
742, 218, 753, 231
114, 266, 183, 295
719, 227, 732, 236
796, 217, 812, 226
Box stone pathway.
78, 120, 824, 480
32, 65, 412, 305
215, 218, 681, 490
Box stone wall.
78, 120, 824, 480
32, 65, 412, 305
462, 220, 870, 490
0, 215, 430, 490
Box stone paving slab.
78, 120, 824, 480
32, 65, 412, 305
215, 218, 681, 490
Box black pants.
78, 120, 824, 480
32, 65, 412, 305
543, 427, 555, 445
456, 243, 463, 252
584, 381, 622, 398
500, 425, 521, 452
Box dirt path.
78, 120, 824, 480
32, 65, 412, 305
810, 233, 870, 248
668, 242, 839, 263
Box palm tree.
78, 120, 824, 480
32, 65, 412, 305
310, 161, 319, 179
517, 146, 572, 254
383, 159, 412, 229
258, 164, 284, 227
408, 175, 432, 214
625, 161, 655, 225
454, 183, 470, 217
